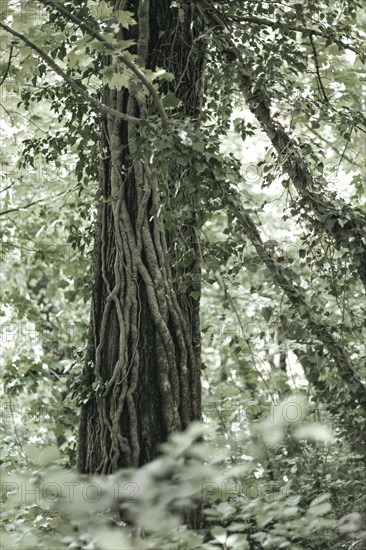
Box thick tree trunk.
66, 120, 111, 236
77, 0, 206, 487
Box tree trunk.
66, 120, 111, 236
77, 0, 206, 488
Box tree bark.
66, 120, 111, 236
77, 0, 206, 495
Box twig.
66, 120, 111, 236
0, 187, 75, 217
309, 126, 357, 166
338, 126, 354, 169
0, 44, 13, 86
229, 14, 359, 54
310, 34, 329, 104
0, 103, 48, 134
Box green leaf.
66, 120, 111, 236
211, 526, 227, 543
109, 72, 131, 89
192, 141, 205, 152
261, 306, 273, 322
162, 92, 181, 108
116, 10, 136, 28
307, 502, 332, 516
93, 1, 113, 21
226, 533, 249, 548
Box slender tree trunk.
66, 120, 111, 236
77, 0, 206, 490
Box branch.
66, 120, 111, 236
310, 34, 329, 104
0, 188, 73, 217
39, 0, 169, 130
309, 126, 357, 167
0, 199, 44, 216
0, 44, 13, 86
0, 182, 16, 194
0, 21, 141, 124
0, 104, 48, 134
229, 14, 359, 54
197, 1, 366, 292
220, 189, 366, 413
337, 131, 354, 172
235, 66, 366, 290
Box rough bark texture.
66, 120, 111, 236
78, 0, 206, 500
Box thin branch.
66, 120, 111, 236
310, 34, 329, 104
337, 126, 354, 170
0, 200, 42, 217
214, 269, 277, 399
0, 101, 15, 126
309, 126, 357, 166
0, 103, 48, 134
39, 0, 169, 130
0, 187, 75, 217
0, 44, 13, 86
228, 14, 359, 54
0, 182, 16, 193
0, 21, 141, 124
